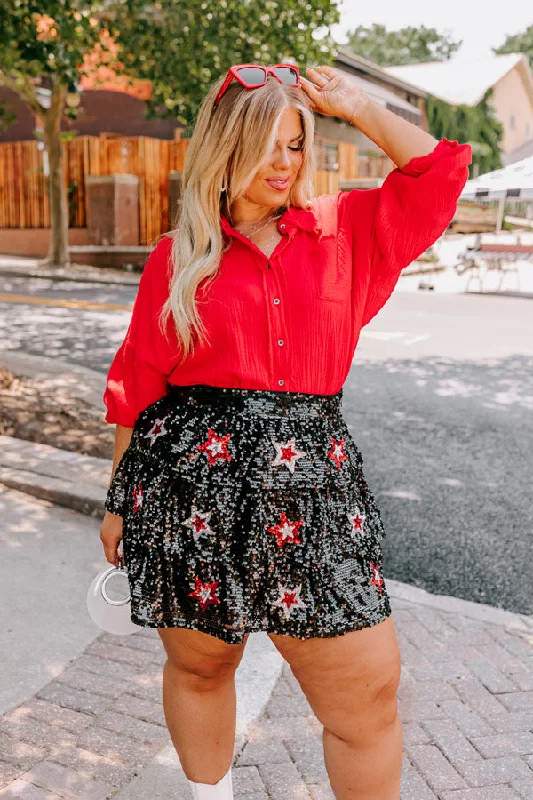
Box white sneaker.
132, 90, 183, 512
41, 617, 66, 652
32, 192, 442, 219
188, 767, 233, 799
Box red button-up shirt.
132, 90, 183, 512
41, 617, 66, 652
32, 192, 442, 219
103, 137, 472, 427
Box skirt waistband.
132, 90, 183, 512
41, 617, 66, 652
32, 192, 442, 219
167, 383, 343, 418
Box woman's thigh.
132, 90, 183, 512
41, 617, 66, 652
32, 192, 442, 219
268, 616, 401, 739
158, 627, 249, 679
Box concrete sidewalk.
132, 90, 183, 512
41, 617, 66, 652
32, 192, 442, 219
0, 255, 141, 286
1, 434, 533, 799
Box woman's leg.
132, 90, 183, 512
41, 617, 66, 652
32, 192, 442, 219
157, 627, 249, 784
269, 616, 402, 800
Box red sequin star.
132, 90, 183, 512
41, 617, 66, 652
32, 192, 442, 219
196, 428, 233, 467
184, 506, 214, 542
273, 583, 307, 619
370, 562, 384, 595
270, 437, 307, 473
132, 482, 144, 513
328, 437, 348, 470
346, 506, 366, 534
267, 511, 304, 548
145, 416, 169, 446
188, 577, 220, 611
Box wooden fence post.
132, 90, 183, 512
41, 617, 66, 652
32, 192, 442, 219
168, 171, 183, 229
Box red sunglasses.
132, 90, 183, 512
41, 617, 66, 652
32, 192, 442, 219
214, 63, 300, 108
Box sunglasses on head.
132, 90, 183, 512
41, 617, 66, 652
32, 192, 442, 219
214, 63, 300, 108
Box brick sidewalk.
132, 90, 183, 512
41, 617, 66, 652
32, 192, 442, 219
236, 596, 533, 800
1, 593, 532, 798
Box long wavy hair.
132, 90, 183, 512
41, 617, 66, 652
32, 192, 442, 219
159, 71, 317, 364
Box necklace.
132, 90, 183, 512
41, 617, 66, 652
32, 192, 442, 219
234, 209, 284, 239
246, 224, 282, 257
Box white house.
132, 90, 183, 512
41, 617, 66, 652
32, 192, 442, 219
386, 53, 533, 165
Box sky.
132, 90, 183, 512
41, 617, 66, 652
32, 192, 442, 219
333, 0, 533, 61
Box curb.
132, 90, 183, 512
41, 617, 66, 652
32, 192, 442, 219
0, 466, 107, 519
0, 436, 111, 521
0, 259, 141, 286
386, 578, 533, 631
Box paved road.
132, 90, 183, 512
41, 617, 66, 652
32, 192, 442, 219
1, 278, 532, 614
348, 290, 533, 616
0, 276, 132, 374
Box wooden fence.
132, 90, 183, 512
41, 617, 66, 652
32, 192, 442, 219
0, 134, 358, 243
0, 141, 50, 230
0, 135, 189, 244
357, 150, 394, 179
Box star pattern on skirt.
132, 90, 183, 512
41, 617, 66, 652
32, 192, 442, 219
132, 482, 144, 513
196, 428, 233, 466
188, 577, 221, 611
145, 416, 169, 446
370, 562, 384, 595
346, 505, 366, 536
184, 506, 214, 542
270, 437, 307, 473
273, 583, 307, 619
328, 436, 348, 470
267, 511, 304, 548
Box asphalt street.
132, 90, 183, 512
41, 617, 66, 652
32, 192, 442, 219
2, 275, 532, 615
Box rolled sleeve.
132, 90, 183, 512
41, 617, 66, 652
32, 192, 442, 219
103, 236, 182, 427
338, 138, 472, 328
365, 138, 471, 325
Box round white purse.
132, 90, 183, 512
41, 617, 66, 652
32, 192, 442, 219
86, 560, 143, 636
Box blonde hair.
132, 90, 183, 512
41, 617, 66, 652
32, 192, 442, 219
159, 71, 317, 364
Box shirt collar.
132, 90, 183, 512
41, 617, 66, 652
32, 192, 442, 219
220, 204, 321, 239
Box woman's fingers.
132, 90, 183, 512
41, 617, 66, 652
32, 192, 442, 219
305, 66, 330, 86
314, 65, 336, 79
300, 75, 319, 93
299, 76, 320, 106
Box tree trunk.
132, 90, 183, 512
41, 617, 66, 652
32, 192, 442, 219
42, 83, 68, 266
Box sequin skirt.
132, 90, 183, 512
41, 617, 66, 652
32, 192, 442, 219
104, 384, 392, 644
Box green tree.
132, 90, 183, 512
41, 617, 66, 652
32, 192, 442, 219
111, 0, 339, 129
0, 3, 114, 266
345, 23, 461, 66
0, 1, 340, 266
426, 89, 504, 176
493, 24, 533, 70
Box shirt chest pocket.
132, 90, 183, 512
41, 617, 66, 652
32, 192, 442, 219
309, 237, 350, 304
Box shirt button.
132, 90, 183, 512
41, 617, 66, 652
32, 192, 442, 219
278, 379, 284, 386
277, 339, 284, 346
266, 263, 271, 269
273, 298, 280, 305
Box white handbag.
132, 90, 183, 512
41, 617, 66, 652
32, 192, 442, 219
86, 558, 143, 636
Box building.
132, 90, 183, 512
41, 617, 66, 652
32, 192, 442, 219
386, 53, 533, 165
0, 85, 181, 143
328, 47, 428, 147
315, 46, 429, 184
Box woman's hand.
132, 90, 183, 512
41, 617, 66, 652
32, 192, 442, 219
100, 511, 124, 568
299, 65, 372, 124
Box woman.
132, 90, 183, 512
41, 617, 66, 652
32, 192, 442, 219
100, 63, 472, 799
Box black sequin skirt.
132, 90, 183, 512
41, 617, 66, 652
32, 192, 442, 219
105, 384, 392, 644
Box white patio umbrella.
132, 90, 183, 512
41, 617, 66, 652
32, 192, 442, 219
460, 156, 533, 232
